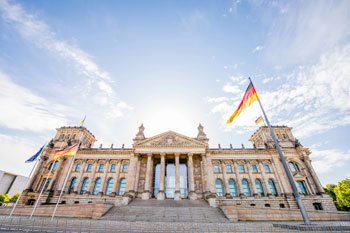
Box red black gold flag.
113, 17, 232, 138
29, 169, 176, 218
226, 82, 259, 124
255, 116, 263, 125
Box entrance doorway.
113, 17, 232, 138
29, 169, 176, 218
152, 157, 188, 199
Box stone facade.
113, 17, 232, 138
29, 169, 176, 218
19, 124, 339, 220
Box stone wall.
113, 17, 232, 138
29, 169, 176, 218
221, 205, 350, 222
0, 202, 113, 219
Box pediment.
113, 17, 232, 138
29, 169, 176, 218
134, 131, 207, 148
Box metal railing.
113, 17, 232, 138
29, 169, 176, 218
1, 215, 350, 232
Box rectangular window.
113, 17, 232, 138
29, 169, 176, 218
74, 164, 80, 172
122, 164, 128, 172
86, 164, 92, 172
297, 181, 308, 195
98, 164, 104, 172
110, 164, 116, 172
214, 164, 220, 173
52, 161, 59, 171
43, 178, 51, 192
252, 165, 258, 172
226, 165, 233, 173
264, 165, 271, 173
313, 203, 323, 210
239, 165, 245, 173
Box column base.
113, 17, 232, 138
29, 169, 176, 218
174, 191, 181, 200
142, 191, 151, 200
188, 191, 197, 200
157, 190, 165, 200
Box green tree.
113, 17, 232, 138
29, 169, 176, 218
1, 194, 11, 204
0, 194, 4, 203
324, 184, 337, 200
10, 193, 19, 203
334, 179, 350, 211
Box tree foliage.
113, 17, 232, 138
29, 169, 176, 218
325, 179, 350, 211
0, 193, 20, 204
334, 179, 350, 211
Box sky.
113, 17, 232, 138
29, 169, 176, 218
0, 0, 349, 186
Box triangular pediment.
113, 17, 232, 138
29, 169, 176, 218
134, 131, 207, 147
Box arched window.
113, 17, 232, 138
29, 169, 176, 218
215, 179, 224, 197
48, 162, 53, 170
242, 179, 251, 197
52, 161, 59, 171
80, 178, 89, 194
288, 162, 300, 172
255, 179, 265, 196
68, 177, 77, 194
105, 178, 114, 195
228, 179, 237, 197
118, 178, 127, 195
296, 181, 308, 195
92, 178, 102, 195
268, 179, 278, 196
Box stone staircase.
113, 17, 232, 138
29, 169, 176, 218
100, 199, 230, 223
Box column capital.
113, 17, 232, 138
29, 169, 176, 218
188, 152, 193, 157
147, 153, 152, 157
175, 152, 180, 157
160, 152, 166, 157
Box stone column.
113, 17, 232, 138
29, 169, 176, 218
258, 161, 271, 196
202, 153, 217, 207
221, 161, 230, 197
187, 153, 197, 200
26, 158, 44, 191
270, 160, 285, 196
47, 159, 63, 191
74, 159, 88, 194
174, 153, 181, 200
303, 156, 324, 194
99, 160, 110, 195
247, 161, 258, 197
157, 153, 166, 200
142, 153, 153, 200
125, 154, 139, 195
233, 161, 244, 196
272, 155, 292, 196
134, 157, 141, 194
112, 160, 122, 196
87, 161, 98, 194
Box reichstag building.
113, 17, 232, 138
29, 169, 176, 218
19, 124, 341, 221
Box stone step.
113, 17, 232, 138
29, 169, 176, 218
101, 199, 229, 223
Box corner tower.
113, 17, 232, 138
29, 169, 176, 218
48, 126, 97, 149
249, 126, 300, 149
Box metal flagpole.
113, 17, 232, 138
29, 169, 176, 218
30, 158, 57, 218
249, 77, 311, 225
10, 159, 39, 217
50, 129, 85, 221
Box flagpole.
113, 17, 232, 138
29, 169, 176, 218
30, 158, 57, 218
50, 129, 84, 221
249, 77, 311, 225
10, 158, 40, 217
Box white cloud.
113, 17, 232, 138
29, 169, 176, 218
223, 83, 242, 94
265, 0, 350, 64
310, 148, 350, 174
209, 45, 350, 138
207, 97, 228, 103
0, 72, 69, 131
0, 0, 131, 118
262, 77, 274, 84
252, 45, 264, 53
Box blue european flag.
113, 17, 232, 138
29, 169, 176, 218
25, 145, 45, 163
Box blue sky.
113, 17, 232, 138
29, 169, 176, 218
0, 0, 349, 186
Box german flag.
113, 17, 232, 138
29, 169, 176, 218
53, 144, 79, 160
255, 116, 263, 125
227, 82, 259, 124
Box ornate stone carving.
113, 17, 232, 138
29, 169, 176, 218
134, 124, 145, 141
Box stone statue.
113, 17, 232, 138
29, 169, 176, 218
197, 123, 208, 142
134, 124, 145, 141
